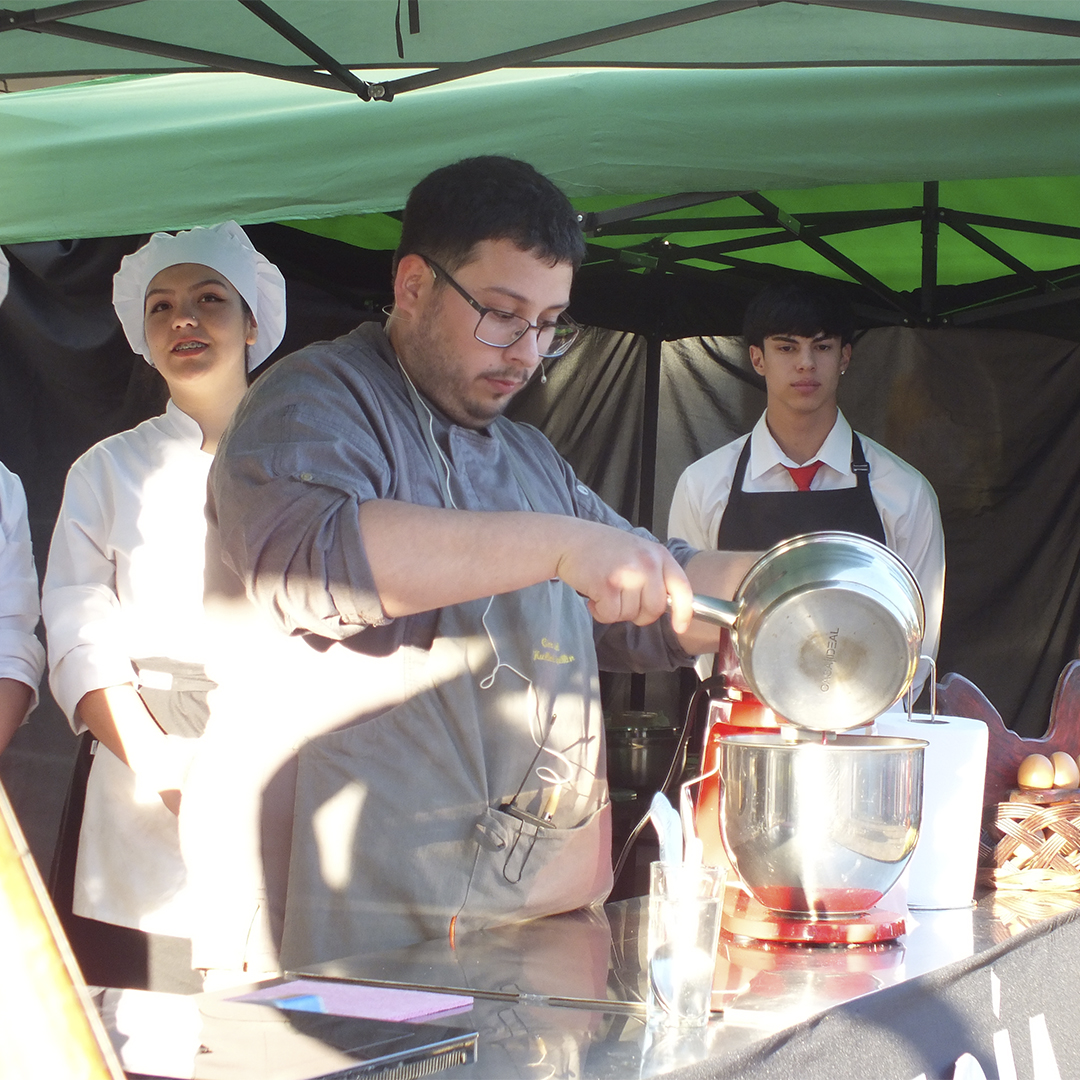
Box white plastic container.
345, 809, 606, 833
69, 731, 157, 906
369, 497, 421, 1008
872, 710, 988, 909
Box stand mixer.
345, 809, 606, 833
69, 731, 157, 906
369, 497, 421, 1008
685, 531, 929, 946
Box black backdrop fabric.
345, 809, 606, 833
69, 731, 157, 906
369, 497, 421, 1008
3, 226, 1080, 872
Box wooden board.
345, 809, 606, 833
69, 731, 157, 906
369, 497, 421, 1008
0, 780, 123, 1079
937, 662, 1080, 809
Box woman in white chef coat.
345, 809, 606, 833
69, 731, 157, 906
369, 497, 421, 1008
0, 247, 46, 754
41, 222, 285, 988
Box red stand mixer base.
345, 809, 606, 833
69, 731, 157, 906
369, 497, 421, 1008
721, 886, 907, 945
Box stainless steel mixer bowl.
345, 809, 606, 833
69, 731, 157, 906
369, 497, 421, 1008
718, 733, 926, 919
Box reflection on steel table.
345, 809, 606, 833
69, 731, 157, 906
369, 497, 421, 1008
287, 887, 1080, 1079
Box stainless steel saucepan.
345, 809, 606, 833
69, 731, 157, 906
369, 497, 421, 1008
689, 531, 924, 732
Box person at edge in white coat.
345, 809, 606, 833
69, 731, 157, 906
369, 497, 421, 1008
667, 277, 945, 866
194, 156, 756, 978
41, 223, 286, 989
0, 247, 46, 754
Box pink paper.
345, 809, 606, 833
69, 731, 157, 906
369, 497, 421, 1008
231, 979, 473, 1022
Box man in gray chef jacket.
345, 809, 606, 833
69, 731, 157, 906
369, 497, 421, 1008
202, 156, 746, 973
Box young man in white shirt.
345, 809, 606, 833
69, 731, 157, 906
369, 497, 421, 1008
669, 277, 945, 682
668, 279, 945, 862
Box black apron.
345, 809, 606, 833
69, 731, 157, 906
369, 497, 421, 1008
713, 431, 886, 685
716, 431, 886, 552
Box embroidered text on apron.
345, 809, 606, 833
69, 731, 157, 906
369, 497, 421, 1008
279, 372, 612, 968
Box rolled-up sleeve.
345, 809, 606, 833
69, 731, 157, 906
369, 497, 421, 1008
0, 467, 44, 719
209, 348, 396, 641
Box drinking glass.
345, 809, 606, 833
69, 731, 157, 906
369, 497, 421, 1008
646, 862, 725, 1029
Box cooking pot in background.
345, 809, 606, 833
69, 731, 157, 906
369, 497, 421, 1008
605, 712, 684, 794
689, 531, 925, 732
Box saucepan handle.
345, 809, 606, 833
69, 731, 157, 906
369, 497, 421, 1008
906, 655, 939, 723
688, 594, 739, 629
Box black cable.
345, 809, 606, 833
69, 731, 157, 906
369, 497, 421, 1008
610, 675, 726, 888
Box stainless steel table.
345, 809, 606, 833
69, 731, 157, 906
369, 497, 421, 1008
291, 887, 1080, 1080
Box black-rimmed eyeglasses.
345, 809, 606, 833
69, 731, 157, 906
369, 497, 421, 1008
421, 255, 581, 359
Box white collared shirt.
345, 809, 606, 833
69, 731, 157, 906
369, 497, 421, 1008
0, 463, 45, 716
43, 401, 213, 726
669, 410, 945, 681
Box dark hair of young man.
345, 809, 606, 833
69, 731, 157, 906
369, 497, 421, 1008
392, 156, 587, 275
742, 278, 856, 349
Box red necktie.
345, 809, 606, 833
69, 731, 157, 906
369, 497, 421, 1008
784, 461, 823, 491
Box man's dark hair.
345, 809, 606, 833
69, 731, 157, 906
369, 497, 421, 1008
393, 156, 586, 275
742, 278, 856, 349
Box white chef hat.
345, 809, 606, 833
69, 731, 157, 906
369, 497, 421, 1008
0, 247, 9, 307
112, 220, 286, 371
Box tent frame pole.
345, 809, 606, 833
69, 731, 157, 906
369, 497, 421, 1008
629, 331, 664, 712
581, 192, 749, 234
950, 212, 1080, 242
740, 191, 916, 318
949, 282, 1080, 325
639, 333, 662, 537
920, 181, 939, 321
0, 0, 141, 28
582, 185, 1080, 331
237, 0, 378, 98
381, 0, 762, 97
3, 0, 369, 94
805, 0, 1080, 39
942, 210, 1057, 293
9, 0, 1080, 97
591, 207, 919, 238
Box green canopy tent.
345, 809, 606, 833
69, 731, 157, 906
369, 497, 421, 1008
6, 0, 1080, 320
5, 0, 1080, 327
5, 2, 1080, 878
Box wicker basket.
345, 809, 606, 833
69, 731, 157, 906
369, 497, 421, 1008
979, 790, 1080, 891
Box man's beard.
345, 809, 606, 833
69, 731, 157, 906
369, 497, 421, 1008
405, 318, 527, 429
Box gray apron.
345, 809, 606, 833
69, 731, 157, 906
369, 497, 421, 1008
279, 374, 612, 967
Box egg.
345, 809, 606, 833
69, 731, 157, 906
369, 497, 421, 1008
1017, 753, 1055, 790
1051, 751, 1080, 789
